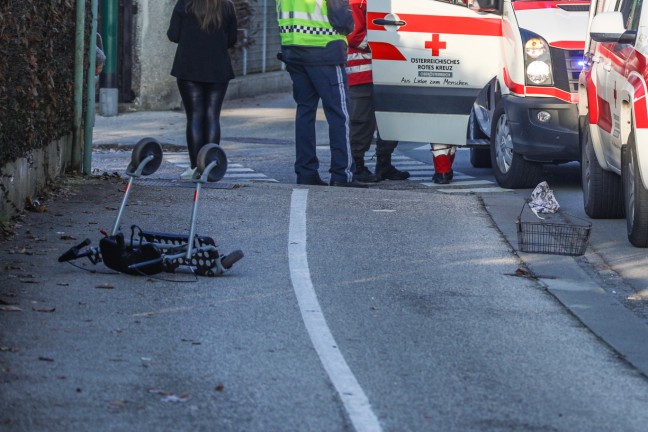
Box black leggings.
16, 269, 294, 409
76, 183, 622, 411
177, 79, 228, 168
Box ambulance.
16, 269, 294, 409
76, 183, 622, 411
578, 0, 648, 247
367, 0, 590, 188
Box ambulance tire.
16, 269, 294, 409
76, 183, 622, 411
581, 119, 624, 219
470, 148, 492, 168
622, 132, 648, 247
490, 105, 542, 189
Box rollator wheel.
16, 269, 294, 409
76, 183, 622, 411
197, 143, 228, 182
221, 249, 244, 269
128, 137, 163, 176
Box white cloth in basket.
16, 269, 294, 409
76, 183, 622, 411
529, 181, 560, 218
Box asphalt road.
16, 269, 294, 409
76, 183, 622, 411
2, 93, 648, 431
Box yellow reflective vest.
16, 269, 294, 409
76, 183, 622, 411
276, 0, 347, 47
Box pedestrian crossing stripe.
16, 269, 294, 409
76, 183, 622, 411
163, 152, 278, 182
433, 187, 514, 194
162, 148, 509, 191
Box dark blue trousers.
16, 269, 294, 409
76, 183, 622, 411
286, 62, 354, 183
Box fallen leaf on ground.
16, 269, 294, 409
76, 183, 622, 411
96, 283, 114, 289
0, 347, 19, 353
0, 306, 22, 312
38, 356, 54, 362
32, 306, 56, 313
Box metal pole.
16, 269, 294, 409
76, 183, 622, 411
83, 0, 100, 175
72, 0, 86, 171
262, 0, 267, 72
100, 0, 119, 116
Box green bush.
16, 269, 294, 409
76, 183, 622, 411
0, 0, 80, 167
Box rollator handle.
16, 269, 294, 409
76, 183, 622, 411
58, 238, 92, 262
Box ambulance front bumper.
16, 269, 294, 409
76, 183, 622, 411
503, 95, 580, 163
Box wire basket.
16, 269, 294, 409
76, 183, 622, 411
516, 201, 592, 256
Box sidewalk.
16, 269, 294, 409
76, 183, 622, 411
90, 92, 326, 180
92, 91, 310, 148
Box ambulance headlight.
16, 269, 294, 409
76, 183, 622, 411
527, 61, 551, 85
525, 38, 547, 59
522, 30, 553, 86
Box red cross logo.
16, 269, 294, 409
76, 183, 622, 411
425, 34, 446, 57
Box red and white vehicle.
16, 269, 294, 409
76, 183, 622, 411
579, 0, 648, 246
367, 0, 590, 188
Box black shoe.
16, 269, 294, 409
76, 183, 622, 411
330, 180, 369, 188
432, 171, 453, 184
375, 165, 410, 181
354, 166, 379, 183
297, 176, 327, 186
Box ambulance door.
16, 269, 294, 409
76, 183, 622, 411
367, 0, 503, 145
604, 0, 643, 169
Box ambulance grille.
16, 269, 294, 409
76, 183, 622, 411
551, 48, 584, 93
557, 4, 590, 12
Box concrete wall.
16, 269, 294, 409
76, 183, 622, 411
0, 135, 74, 221
131, 0, 177, 110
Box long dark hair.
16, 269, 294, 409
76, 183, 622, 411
187, 0, 230, 31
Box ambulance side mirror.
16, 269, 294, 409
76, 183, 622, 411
590, 11, 637, 44
467, 0, 501, 13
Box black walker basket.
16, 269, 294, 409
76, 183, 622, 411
516, 200, 592, 256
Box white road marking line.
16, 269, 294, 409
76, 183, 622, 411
224, 173, 270, 178
226, 167, 255, 173
409, 175, 476, 182
436, 187, 513, 193
289, 189, 382, 432
446, 180, 494, 185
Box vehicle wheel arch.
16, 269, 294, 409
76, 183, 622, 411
469, 76, 501, 140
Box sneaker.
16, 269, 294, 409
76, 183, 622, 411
354, 166, 379, 183
432, 171, 453, 184
180, 167, 197, 180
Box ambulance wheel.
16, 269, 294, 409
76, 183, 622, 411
470, 148, 491, 168
129, 137, 163, 176
622, 132, 648, 247
490, 105, 542, 189
197, 144, 228, 182
581, 118, 624, 218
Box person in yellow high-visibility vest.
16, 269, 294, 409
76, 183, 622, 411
276, 0, 367, 187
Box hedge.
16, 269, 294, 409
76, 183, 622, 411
0, 0, 81, 168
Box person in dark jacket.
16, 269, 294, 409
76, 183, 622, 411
168, 0, 238, 179
276, 0, 366, 187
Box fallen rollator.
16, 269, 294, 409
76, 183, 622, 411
58, 137, 244, 276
